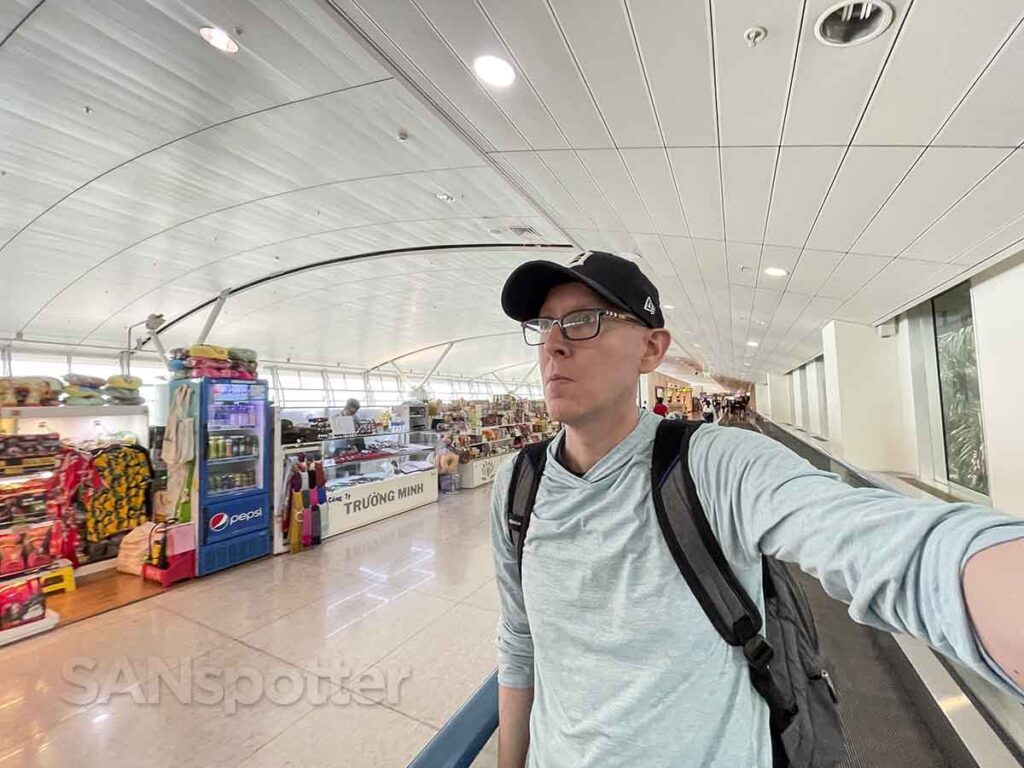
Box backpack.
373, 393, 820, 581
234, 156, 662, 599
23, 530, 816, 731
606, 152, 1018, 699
506, 419, 846, 768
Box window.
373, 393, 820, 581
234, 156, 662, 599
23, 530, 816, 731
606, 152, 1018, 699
932, 283, 988, 495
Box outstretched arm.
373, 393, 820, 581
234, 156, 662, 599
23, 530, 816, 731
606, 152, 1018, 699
689, 424, 1024, 698
963, 538, 1024, 688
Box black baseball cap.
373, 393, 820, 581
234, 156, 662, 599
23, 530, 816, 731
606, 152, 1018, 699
501, 250, 665, 329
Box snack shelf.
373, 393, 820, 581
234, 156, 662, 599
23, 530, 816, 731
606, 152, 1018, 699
207, 455, 258, 465
0, 405, 148, 419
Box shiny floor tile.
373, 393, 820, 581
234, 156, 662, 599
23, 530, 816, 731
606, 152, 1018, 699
363, 602, 499, 728
0, 484, 502, 767
236, 694, 436, 768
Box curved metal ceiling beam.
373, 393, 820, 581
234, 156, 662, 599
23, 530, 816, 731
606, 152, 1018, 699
139, 241, 574, 350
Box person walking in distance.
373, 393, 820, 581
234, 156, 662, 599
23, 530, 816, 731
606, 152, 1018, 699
652, 396, 669, 417
493, 250, 1024, 768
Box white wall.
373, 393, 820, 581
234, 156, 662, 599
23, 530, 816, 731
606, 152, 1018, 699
791, 367, 805, 429
822, 320, 918, 472
767, 372, 792, 424
971, 255, 1024, 515
805, 359, 824, 437
755, 383, 771, 417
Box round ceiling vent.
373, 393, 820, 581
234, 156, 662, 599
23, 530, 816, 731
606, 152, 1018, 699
815, 1, 894, 47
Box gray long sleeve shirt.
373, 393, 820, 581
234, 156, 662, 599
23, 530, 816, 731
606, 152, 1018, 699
491, 412, 1024, 767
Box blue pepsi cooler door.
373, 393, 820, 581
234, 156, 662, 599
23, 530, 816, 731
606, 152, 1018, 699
198, 380, 271, 576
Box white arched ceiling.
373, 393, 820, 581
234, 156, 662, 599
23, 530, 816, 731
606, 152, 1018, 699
7, 0, 1024, 384
0, 0, 573, 379
152, 246, 573, 374
339, 0, 1024, 380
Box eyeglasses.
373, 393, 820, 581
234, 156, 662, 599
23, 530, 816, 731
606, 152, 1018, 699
521, 308, 644, 346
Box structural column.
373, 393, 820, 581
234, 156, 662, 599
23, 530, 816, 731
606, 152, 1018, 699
821, 320, 917, 472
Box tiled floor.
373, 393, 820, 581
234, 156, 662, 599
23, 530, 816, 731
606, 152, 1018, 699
0, 484, 500, 768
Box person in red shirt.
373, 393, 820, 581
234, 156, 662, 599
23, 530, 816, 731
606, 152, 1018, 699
652, 397, 668, 417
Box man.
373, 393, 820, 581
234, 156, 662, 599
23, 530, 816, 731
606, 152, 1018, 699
492, 250, 1024, 768
652, 396, 668, 417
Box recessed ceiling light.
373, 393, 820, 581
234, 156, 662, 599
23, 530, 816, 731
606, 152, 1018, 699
694, 343, 701, 347
764, 267, 788, 277
199, 26, 239, 54
473, 55, 515, 87
815, 1, 894, 48
435, 192, 456, 202
747, 341, 759, 347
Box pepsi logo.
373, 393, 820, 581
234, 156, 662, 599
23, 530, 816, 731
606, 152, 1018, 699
209, 512, 228, 532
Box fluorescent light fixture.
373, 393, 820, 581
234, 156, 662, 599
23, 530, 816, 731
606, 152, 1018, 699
473, 55, 515, 87
664, 304, 675, 310
746, 341, 759, 347
199, 26, 239, 54
764, 267, 788, 277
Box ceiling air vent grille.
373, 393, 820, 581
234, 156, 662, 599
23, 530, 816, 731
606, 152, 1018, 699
815, 1, 894, 47
508, 225, 541, 238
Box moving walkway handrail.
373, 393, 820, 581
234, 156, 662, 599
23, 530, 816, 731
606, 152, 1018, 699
406, 671, 498, 768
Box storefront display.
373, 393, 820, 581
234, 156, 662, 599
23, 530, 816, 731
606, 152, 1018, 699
273, 406, 438, 550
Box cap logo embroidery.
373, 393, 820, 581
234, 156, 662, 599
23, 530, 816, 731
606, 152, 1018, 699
644, 297, 656, 314
568, 251, 592, 267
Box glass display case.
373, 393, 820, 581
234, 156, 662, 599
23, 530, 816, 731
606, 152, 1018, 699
272, 409, 438, 547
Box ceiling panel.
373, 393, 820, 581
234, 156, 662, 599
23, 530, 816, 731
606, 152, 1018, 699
757, 245, 802, 289
535, 150, 623, 230
694, 239, 728, 287
853, 147, 1008, 258
621, 148, 689, 236
816, 253, 890, 301
721, 147, 775, 243
936, 23, 1024, 147
476, 0, 610, 148
576, 150, 653, 232
805, 146, 920, 252
954, 215, 1024, 268
855, 0, 1024, 145
341, 0, 527, 151
726, 242, 760, 287
765, 147, 845, 248
545, 0, 660, 147
785, 248, 844, 296
712, 0, 802, 146
0, 0, 389, 236
0, 0, 36, 40
668, 148, 723, 241
411, 0, 568, 150
834, 259, 965, 324
901, 147, 1024, 262
662, 236, 701, 277
628, 0, 716, 146
492, 151, 594, 230
782, 0, 907, 145
630, 233, 675, 279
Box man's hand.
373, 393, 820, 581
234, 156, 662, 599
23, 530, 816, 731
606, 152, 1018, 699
498, 685, 534, 768
963, 537, 1024, 688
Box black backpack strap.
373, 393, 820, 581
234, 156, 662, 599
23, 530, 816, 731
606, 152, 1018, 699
651, 420, 795, 730
506, 438, 554, 577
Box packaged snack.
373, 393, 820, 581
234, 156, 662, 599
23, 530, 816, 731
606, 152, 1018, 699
24, 523, 55, 568
0, 532, 25, 575
0, 578, 46, 630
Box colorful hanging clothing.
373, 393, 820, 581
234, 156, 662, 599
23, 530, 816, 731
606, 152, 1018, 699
84, 445, 153, 543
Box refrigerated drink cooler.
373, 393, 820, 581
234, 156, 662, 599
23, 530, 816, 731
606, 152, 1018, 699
168, 379, 272, 577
